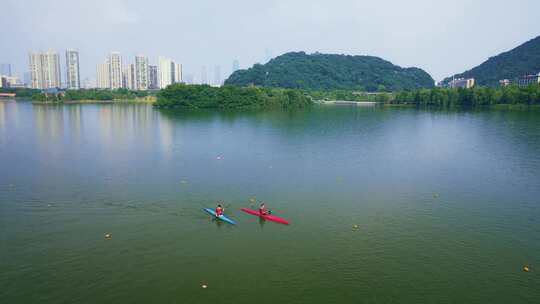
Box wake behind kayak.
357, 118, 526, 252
202, 208, 236, 225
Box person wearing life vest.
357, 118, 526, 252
215, 203, 224, 217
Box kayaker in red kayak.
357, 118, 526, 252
259, 202, 271, 215
215, 203, 224, 217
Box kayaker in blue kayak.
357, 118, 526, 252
215, 203, 224, 217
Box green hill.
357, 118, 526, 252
225, 52, 434, 91
442, 36, 540, 86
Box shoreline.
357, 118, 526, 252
32, 97, 156, 105
315, 100, 379, 106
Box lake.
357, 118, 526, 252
1, 100, 539, 303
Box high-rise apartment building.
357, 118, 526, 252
174, 63, 182, 83
29, 53, 42, 89
0, 63, 12, 76
123, 64, 136, 90
108, 52, 123, 89
43, 50, 62, 89
135, 55, 149, 90
28, 50, 61, 89
65, 50, 80, 89
97, 63, 110, 89
149, 65, 158, 89
158, 57, 182, 88
158, 57, 173, 89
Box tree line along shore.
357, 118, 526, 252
2, 83, 540, 108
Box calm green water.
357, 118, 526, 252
1, 100, 539, 303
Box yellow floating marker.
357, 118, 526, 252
201, 284, 208, 289
105, 233, 112, 239
523, 266, 530, 272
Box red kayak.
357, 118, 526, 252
241, 208, 290, 225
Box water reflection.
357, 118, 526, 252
67, 105, 83, 143
0, 100, 18, 133
33, 104, 65, 144
97, 104, 168, 152
258, 217, 266, 229
2, 101, 540, 304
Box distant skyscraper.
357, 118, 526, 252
148, 65, 158, 89
108, 52, 123, 89
158, 57, 182, 88
201, 66, 208, 84
29, 53, 42, 89
28, 50, 61, 89
173, 63, 182, 83
0, 63, 12, 76
214, 65, 221, 85
232, 60, 240, 74
135, 55, 149, 90
65, 50, 80, 89
97, 63, 110, 89
158, 57, 173, 89
123, 64, 136, 90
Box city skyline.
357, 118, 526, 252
3, 0, 540, 83
3, 47, 249, 88
7, 49, 231, 89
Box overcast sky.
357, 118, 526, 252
2, 0, 540, 83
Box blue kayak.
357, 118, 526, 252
203, 208, 236, 225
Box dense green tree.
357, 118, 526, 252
225, 52, 434, 91
394, 84, 540, 106
155, 84, 312, 109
